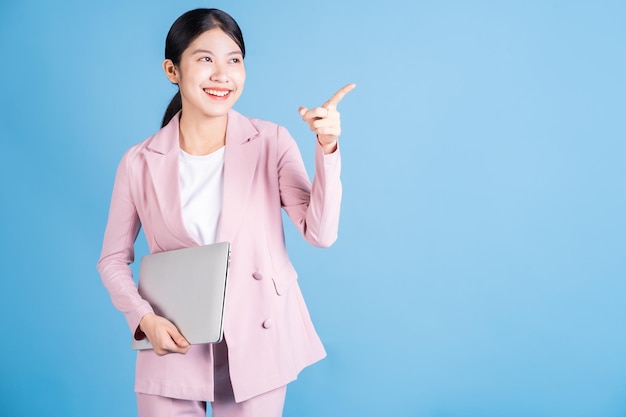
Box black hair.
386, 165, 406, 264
161, 8, 245, 127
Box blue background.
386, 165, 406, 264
1, 1, 625, 416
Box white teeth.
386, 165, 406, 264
204, 89, 230, 97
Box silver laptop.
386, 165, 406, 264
131, 242, 231, 350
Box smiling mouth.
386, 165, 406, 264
203, 88, 231, 98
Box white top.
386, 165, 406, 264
178, 146, 225, 245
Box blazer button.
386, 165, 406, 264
253, 271, 264, 280
262, 319, 273, 329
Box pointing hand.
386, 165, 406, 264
299, 83, 356, 154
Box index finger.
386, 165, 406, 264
323, 83, 357, 109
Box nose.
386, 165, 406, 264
210, 63, 228, 82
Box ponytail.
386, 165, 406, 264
161, 91, 182, 128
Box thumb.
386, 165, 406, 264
298, 106, 308, 117
174, 334, 189, 347
169, 329, 189, 347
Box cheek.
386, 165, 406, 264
233, 67, 246, 86
180, 63, 210, 84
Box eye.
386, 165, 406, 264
200, 56, 212, 63
229, 57, 242, 64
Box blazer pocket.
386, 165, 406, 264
272, 260, 298, 295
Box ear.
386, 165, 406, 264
163, 59, 179, 84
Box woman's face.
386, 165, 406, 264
164, 28, 246, 120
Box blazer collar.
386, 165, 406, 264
144, 113, 195, 248
144, 109, 261, 248
147, 109, 259, 153
217, 110, 262, 243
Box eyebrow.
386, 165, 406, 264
191, 49, 242, 56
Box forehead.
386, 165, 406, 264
186, 28, 242, 54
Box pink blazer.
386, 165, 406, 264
97, 109, 342, 402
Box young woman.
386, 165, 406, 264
97, 8, 354, 417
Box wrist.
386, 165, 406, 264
320, 140, 338, 154
139, 313, 156, 332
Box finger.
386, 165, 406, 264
301, 107, 334, 123
323, 83, 356, 109
313, 127, 341, 137
298, 106, 308, 117
172, 333, 190, 348
155, 336, 189, 355
311, 117, 339, 130
164, 322, 189, 347
308, 120, 341, 135
154, 336, 179, 356
167, 342, 191, 354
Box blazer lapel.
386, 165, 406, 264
216, 110, 261, 243
144, 113, 198, 249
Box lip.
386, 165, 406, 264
203, 87, 233, 101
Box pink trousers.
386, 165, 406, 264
136, 340, 287, 417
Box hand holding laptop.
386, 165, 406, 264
139, 313, 190, 356
131, 242, 231, 351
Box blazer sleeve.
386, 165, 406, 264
96, 149, 154, 336
276, 125, 342, 248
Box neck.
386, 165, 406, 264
178, 111, 228, 155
